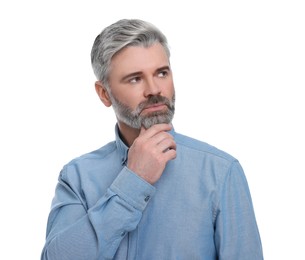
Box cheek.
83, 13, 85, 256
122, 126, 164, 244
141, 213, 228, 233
115, 90, 143, 109
164, 81, 175, 98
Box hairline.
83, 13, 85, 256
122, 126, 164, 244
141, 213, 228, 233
105, 40, 170, 91
91, 19, 170, 91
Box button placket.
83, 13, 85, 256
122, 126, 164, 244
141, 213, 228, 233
144, 195, 150, 202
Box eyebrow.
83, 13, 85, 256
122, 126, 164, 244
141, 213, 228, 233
121, 65, 171, 82
121, 71, 142, 82
156, 66, 171, 73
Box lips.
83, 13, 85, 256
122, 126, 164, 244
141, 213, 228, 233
142, 103, 167, 113
137, 95, 172, 116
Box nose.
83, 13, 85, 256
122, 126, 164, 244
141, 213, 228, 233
144, 77, 161, 97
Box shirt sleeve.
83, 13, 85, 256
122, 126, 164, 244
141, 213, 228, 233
214, 160, 264, 259
41, 166, 155, 260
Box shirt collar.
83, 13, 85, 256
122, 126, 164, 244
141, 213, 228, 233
115, 124, 129, 165
114, 123, 176, 166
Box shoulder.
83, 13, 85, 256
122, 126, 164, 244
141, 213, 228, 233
173, 132, 247, 203
60, 141, 117, 177
71, 141, 116, 163
174, 131, 237, 164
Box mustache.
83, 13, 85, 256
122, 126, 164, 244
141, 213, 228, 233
137, 95, 174, 114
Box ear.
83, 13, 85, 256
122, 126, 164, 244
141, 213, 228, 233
95, 81, 112, 107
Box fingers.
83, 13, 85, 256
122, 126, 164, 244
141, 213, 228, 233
140, 123, 172, 138
163, 148, 177, 161
127, 123, 176, 184
160, 137, 177, 153
138, 124, 175, 152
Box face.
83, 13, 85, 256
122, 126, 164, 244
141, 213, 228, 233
106, 43, 175, 129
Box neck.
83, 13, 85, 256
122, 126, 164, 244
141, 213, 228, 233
117, 121, 140, 147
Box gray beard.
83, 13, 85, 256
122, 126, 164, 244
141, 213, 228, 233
109, 93, 175, 129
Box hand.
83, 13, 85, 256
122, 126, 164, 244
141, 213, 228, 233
127, 124, 177, 184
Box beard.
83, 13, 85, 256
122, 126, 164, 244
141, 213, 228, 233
109, 92, 175, 129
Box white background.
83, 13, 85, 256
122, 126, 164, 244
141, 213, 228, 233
0, 0, 304, 259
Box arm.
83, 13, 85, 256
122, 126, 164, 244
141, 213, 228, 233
41, 167, 155, 260
41, 124, 176, 260
214, 161, 264, 259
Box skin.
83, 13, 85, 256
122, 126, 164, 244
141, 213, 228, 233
95, 43, 177, 184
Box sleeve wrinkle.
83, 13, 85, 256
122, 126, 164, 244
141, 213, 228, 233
110, 184, 141, 211
213, 159, 239, 222
59, 166, 88, 211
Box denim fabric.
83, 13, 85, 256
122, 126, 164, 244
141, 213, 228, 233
41, 125, 263, 259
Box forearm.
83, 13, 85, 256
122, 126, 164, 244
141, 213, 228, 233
41, 167, 155, 260
41, 214, 99, 260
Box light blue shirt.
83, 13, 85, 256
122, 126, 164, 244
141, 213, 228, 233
41, 125, 263, 259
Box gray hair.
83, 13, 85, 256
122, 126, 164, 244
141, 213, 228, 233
91, 19, 170, 89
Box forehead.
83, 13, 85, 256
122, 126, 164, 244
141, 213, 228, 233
110, 43, 170, 74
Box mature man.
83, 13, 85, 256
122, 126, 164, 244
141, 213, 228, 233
41, 19, 263, 259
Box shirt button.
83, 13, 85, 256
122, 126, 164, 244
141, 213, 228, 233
144, 196, 150, 202
120, 231, 126, 237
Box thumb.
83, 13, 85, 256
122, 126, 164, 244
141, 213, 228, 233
140, 125, 147, 134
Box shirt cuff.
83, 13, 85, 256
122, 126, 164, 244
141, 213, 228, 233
110, 166, 156, 211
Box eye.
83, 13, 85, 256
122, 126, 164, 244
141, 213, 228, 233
157, 70, 169, 78
129, 76, 142, 84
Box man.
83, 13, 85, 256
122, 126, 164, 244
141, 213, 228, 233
41, 19, 263, 259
